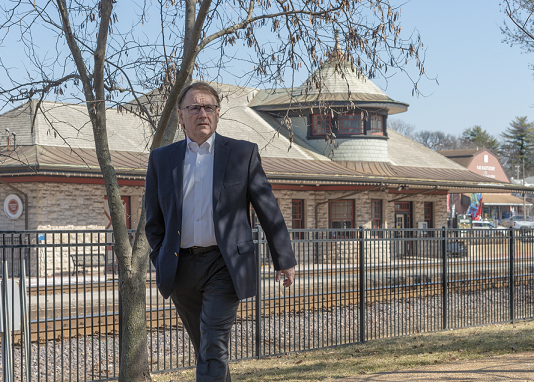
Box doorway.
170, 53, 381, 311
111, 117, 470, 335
394, 202, 412, 258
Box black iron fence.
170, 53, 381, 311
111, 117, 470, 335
1, 227, 534, 381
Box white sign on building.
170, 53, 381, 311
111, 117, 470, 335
3, 194, 23, 219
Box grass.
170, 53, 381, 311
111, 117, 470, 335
151, 320, 534, 381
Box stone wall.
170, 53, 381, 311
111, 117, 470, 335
0, 180, 448, 274
0, 181, 144, 231
272, 189, 447, 264
0, 181, 144, 276
272, 189, 447, 230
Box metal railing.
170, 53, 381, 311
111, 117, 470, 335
1, 227, 533, 381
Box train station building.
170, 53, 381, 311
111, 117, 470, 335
0, 39, 531, 250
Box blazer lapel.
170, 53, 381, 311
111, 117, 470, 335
213, 133, 229, 212
172, 140, 187, 226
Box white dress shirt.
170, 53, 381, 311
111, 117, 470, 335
180, 133, 217, 248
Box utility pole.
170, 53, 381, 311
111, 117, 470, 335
523, 158, 527, 217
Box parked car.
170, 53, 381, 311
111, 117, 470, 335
500, 215, 534, 229
471, 220, 507, 235
446, 240, 467, 257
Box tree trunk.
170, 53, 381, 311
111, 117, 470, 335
162, 103, 181, 146
55, 0, 152, 379
118, 246, 150, 381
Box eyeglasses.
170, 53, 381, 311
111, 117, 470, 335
180, 104, 219, 114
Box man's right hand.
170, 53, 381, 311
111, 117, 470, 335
275, 267, 295, 287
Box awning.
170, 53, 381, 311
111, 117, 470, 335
481, 194, 532, 207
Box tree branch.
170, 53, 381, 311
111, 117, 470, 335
199, 4, 344, 51
151, 0, 214, 151
505, 1, 534, 42
104, 60, 157, 131
55, 0, 95, 105
1, 74, 81, 102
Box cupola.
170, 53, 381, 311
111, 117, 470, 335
249, 32, 409, 162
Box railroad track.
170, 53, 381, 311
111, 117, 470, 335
13, 271, 533, 345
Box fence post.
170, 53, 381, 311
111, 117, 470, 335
441, 226, 448, 330
19, 235, 31, 382
1, 257, 14, 382
509, 227, 515, 323
255, 225, 263, 359
359, 226, 366, 343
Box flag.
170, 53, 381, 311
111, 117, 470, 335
468, 193, 483, 220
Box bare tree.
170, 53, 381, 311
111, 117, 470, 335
413, 130, 460, 151
0, 1, 427, 380
388, 118, 416, 138
502, 0, 534, 60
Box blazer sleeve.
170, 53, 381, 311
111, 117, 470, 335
145, 150, 165, 262
247, 144, 297, 271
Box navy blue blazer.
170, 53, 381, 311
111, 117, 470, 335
145, 133, 297, 300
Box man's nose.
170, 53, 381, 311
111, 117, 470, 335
198, 106, 209, 117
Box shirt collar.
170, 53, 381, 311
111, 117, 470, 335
186, 133, 215, 154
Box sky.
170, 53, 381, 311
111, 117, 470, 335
375, 0, 534, 138
1, 1, 533, 141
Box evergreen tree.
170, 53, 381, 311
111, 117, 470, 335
500, 117, 534, 177
461, 125, 500, 153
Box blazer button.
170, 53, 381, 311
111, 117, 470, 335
174, 252, 178, 257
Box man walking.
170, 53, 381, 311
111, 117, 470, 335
145, 82, 296, 381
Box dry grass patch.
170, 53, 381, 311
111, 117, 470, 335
152, 320, 534, 381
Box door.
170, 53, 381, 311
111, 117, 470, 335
395, 214, 405, 257
394, 201, 413, 258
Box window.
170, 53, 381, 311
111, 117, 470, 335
292, 200, 304, 229
371, 200, 383, 229
395, 202, 411, 212
484, 154, 489, 163
104, 196, 131, 229
329, 200, 355, 238
292, 199, 305, 239
370, 114, 384, 135
395, 202, 412, 229
311, 114, 331, 135
424, 202, 433, 228
338, 113, 363, 135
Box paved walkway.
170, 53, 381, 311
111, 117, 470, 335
336, 353, 534, 381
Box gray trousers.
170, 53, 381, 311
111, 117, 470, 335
170, 249, 239, 382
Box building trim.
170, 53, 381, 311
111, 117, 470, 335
0, 176, 145, 186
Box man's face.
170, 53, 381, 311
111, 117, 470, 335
178, 89, 220, 145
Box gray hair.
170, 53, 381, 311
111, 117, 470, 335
177, 82, 221, 108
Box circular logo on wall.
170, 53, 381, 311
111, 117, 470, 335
4, 194, 23, 219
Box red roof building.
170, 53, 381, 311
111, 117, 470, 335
438, 149, 529, 220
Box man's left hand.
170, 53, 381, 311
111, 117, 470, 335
275, 267, 295, 287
